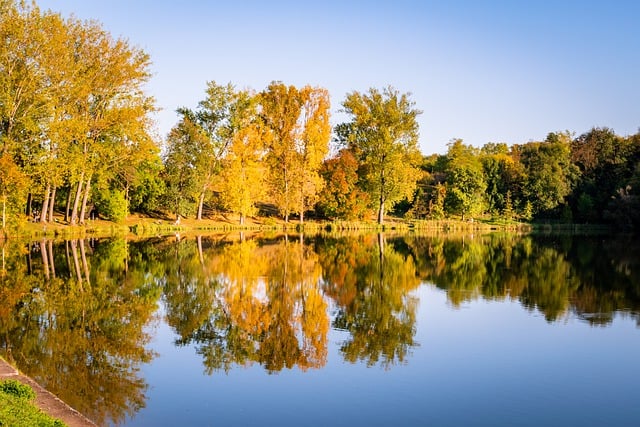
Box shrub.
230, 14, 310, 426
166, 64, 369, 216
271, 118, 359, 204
0, 379, 36, 401
95, 189, 129, 223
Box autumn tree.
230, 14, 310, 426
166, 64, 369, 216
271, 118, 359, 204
218, 90, 266, 225
293, 86, 331, 223
57, 17, 156, 225
259, 82, 331, 223
338, 86, 422, 224
316, 149, 369, 220
0, 1, 50, 222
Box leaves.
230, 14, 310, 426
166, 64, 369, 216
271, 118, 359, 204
339, 86, 422, 224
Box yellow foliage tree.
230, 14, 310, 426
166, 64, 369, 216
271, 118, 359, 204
218, 90, 267, 225
259, 82, 331, 223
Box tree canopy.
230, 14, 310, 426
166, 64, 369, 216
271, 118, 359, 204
1, 0, 639, 232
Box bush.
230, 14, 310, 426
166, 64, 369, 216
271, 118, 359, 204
0, 379, 36, 401
95, 189, 129, 223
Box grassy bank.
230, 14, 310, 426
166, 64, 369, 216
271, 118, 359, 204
0, 379, 67, 427
0, 211, 616, 241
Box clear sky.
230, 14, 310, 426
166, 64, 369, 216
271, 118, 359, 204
36, 0, 640, 154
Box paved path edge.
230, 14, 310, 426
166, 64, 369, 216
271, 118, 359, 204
0, 356, 97, 427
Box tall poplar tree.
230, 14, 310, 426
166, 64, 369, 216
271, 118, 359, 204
259, 82, 330, 223
293, 86, 331, 223
218, 90, 266, 225
259, 82, 302, 223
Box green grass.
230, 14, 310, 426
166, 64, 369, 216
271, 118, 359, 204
0, 380, 67, 427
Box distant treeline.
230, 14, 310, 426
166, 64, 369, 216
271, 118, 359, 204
1, 1, 638, 233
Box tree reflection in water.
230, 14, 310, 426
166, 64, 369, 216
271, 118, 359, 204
0, 238, 161, 426
1, 232, 638, 425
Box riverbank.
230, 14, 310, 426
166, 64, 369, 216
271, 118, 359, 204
0, 357, 96, 427
0, 211, 575, 241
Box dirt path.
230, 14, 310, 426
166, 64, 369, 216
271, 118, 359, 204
0, 357, 96, 427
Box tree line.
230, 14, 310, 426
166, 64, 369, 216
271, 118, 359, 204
411, 128, 640, 228
1, 1, 639, 232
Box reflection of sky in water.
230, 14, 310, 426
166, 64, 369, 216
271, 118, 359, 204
2, 235, 638, 426
129, 283, 640, 427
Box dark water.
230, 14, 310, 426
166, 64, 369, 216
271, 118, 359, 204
0, 233, 639, 426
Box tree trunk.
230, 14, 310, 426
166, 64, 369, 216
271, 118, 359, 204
40, 184, 51, 223
239, 213, 245, 226
299, 190, 304, 225
284, 167, 289, 223
70, 173, 84, 225
377, 199, 385, 225
26, 245, 32, 275
1, 194, 6, 230
197, 190, 205, 220
1, 194, 6, 231
48, 186, 56, 223
79, 177, 91, 225
65, 187, 72, 223
25, 192, 32, 217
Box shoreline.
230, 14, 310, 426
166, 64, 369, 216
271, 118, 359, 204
0, 356, 96, 427
0, 213, 618, 241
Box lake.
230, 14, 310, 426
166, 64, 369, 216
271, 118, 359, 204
1, 232, 639, 426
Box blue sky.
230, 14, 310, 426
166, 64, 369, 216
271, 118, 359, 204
37, 0, 640, 154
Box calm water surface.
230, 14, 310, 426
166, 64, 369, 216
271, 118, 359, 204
1, 233, 639, 426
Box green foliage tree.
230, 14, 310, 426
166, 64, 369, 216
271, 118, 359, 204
480, 142, 524, 215
94, 189, 128, 223
444, 139, 486, 219
162, 117, 210, 219
338, 86, 422, 224
519, 132, 579, 217
178, 82, 237, 219
571, 127, 638, 222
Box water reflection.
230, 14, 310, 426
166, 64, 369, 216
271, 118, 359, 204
1, 233, 639, 425
403, 234, 640, 324
0, 238, 160, 426
159, 235, 328, 373
316, 234, 420, 367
